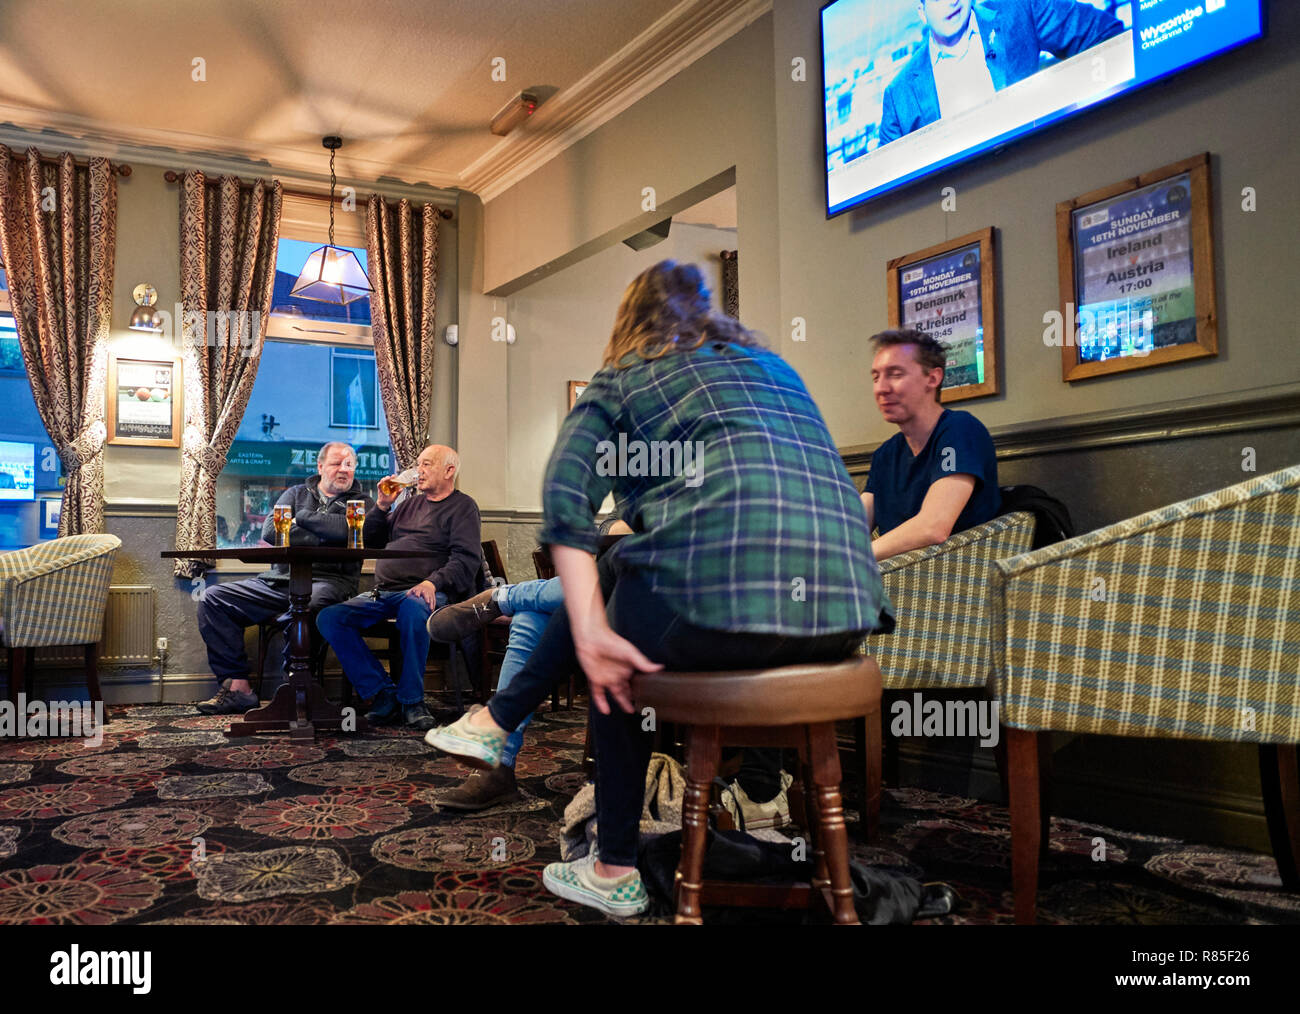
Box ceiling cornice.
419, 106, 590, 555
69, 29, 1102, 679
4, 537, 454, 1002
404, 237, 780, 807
0, 0, 769, 206
0, 104, 460, 206
462, 0, 772, 203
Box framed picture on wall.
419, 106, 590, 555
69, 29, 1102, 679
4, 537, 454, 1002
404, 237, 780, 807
1055, 152, 1217, 382
106, 352, 182, 446
567, 380, 588, 411
887, 227, 998, 402
330, 349, 379, 429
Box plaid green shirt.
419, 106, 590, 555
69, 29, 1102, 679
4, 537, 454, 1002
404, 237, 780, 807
540, 341, 894, 636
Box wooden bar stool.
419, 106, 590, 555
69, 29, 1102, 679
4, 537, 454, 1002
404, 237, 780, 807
632, 656, 883, 925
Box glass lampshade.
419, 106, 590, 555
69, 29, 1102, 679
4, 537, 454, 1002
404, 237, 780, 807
290, 245, 373, 305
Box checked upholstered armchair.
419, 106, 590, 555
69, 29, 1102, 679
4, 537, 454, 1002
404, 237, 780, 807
0, 534, 121, 709
853, 511, 1037, 835
990, 465, 1300, 923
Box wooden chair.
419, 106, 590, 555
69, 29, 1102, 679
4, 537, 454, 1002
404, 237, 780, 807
632, 656, 883, 925
445, 539, 511, 710
992, 466, 1300, 923
532, 544, 579, 711
1, 534, 120, 717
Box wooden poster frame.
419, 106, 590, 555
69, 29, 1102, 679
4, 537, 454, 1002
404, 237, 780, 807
887, 226, 999, 403
1056, 152, 1217, 382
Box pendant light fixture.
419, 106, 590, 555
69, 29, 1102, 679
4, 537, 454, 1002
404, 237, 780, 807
290, 136, 373, 305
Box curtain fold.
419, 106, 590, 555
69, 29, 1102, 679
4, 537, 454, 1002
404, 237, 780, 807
172, 172, 282, 578
366, 194, 439, 470
0, 146, 116, 535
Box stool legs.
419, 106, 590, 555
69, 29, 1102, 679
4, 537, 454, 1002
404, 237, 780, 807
807, 722, 859, 925
676, 724, 721, 925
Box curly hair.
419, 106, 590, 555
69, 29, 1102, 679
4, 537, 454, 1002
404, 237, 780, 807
602, 260, 763, 368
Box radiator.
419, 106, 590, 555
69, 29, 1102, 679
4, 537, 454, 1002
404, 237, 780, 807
6, 586, 157, 668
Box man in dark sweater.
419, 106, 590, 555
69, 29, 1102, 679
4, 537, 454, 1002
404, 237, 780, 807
195, 442, 373, 715
317, 444, 482, 731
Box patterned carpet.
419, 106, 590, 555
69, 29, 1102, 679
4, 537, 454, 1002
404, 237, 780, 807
0, 697, 1295, 925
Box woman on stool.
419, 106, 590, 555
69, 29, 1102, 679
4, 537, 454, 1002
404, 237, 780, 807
428, 260, 894, 916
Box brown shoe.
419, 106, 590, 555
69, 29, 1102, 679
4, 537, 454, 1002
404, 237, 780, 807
426, 588, 502, 642
436, 765, 521, 811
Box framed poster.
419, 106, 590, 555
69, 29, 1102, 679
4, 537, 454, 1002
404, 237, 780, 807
1055, 152, 1216, 382
330, 349, 379, 429
41, 497, 60, 536
106, 352, 182, 446
887, 227, 998, 402
567, 380, 587, 411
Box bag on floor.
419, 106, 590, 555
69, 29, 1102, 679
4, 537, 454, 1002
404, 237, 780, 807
637, 828, 944, 924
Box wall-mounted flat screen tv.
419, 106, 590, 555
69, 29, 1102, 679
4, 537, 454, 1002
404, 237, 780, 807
822, 0, 1266, 216
0, 440, 35, 500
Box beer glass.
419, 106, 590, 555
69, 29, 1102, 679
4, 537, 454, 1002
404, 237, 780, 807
346, 500, 366, 548
272, 504, 293, 547
378, 467, 419, 499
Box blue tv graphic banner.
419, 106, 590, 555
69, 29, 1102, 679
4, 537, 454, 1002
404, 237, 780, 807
1133, 0, 1264, 82
898, 241, 984, 389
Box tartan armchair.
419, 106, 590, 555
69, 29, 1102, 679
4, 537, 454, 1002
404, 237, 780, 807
0, 534, 121, 708
853, 511, 1037, 836
873, 511, 1037, 690
990, 465, 1300, 923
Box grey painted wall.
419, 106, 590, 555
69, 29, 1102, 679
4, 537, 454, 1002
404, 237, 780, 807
503, 221, 737, 508
774, 0, 1300, 447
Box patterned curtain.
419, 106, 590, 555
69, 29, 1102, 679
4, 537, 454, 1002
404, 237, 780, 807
0, 147, 116, 535
720, 249, 739, 319
172, 173, 282, 578
366, 195, 439, 470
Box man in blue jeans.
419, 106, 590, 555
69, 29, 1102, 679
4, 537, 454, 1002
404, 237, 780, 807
426, 575, 565, 809
316, 445, 481, 731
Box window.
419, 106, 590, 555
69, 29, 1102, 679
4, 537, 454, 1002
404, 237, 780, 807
0, 262, 65, 549
214, 236, 393, 548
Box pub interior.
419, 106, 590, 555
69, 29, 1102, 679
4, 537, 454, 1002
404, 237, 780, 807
0, 0, 1295, 955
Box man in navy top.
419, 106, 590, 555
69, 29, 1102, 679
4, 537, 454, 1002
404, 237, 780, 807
861, 328, 999, 558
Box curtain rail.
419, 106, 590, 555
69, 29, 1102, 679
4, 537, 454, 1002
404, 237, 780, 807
162, 170, 454, 219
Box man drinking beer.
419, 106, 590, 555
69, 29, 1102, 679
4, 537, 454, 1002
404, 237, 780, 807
195, 442, 373, 715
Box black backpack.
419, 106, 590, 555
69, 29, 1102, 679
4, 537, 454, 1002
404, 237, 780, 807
999, 485, 1075, 549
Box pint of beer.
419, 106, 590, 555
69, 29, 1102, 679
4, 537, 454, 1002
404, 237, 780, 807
378, 467, 419, 499
346, 500, 366, 548
272, 504, 293, 547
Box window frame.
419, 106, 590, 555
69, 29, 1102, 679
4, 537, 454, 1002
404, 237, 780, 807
215, 228, 385, 571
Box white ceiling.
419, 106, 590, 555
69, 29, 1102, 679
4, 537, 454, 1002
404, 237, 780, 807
0, 0, 769, 199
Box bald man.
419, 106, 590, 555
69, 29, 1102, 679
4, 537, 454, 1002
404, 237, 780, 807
317, 445, 482, 730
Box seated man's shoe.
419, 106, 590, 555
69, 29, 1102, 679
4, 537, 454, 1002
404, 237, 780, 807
425, 589, 502, 642
196, 686, 259, 716
403, 701, 438, 732
437, 765, 522, 811
364, 687, 401, 726
542, 852, 648, 918
425, 707, 507, 768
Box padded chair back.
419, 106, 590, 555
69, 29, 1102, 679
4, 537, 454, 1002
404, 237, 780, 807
871, 512, 1035, 690
992, 465, 1300, 742
0, 534, 121, 647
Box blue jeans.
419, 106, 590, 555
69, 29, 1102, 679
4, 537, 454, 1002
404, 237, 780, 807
495, 578, 564, 766
317, 590, 448, 705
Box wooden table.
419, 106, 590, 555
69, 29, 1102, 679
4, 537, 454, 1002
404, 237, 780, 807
162, 546, 432, 741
